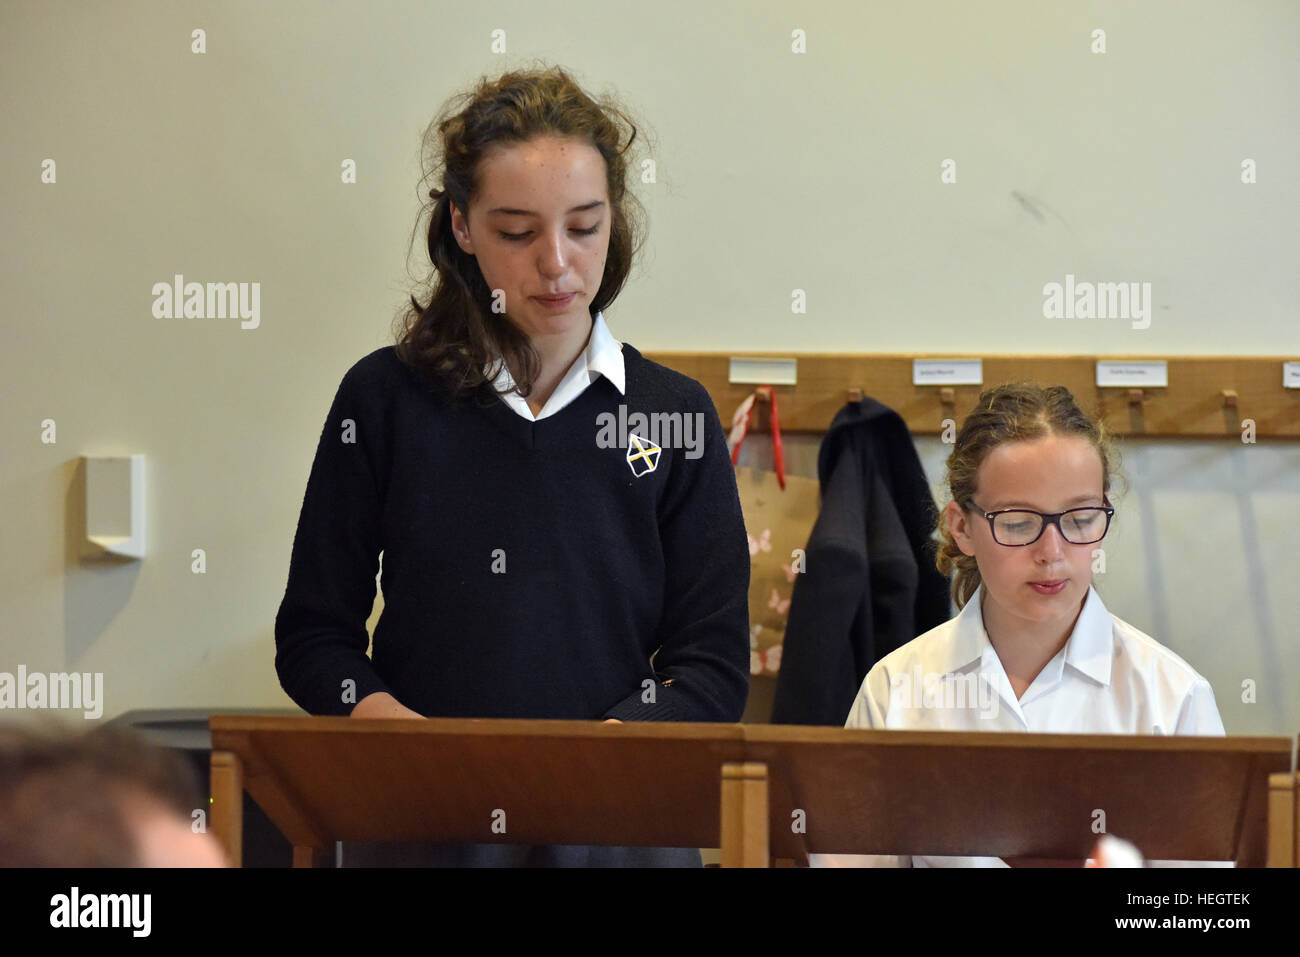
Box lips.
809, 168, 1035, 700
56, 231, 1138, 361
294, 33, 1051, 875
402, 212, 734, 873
1029, 579, 1068, 595
532, 293, 575, 310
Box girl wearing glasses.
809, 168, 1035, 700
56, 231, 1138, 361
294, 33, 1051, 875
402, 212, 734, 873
812, 382, 1225, 867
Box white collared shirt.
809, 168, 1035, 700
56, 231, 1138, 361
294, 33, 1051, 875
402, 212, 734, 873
486, 310, 625, 421
810, 584, 1227, 868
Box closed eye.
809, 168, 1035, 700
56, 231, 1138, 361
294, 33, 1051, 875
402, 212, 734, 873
499, 226, 600, 241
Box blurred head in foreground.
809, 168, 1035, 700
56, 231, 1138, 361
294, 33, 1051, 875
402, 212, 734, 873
0, 719, 229, 867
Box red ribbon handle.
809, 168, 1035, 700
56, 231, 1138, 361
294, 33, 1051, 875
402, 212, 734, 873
729, 385, 786, 490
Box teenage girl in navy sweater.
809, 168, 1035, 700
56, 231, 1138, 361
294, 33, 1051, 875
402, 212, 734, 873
274, 66, 750, 866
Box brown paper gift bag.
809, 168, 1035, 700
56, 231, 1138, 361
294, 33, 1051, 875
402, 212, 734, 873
734, 464, 821, 676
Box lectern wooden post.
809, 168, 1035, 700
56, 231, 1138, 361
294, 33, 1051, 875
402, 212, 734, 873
719, 762, 769, 867
208, 750, 242, 867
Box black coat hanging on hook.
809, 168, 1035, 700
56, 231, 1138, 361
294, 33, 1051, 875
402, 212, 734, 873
771, 395, 952, 726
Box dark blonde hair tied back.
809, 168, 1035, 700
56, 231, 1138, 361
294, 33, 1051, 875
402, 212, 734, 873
936, 381, 1124, 608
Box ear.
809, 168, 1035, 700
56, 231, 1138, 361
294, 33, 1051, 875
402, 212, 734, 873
944, 499, 978, 557
449, 202, 475, 255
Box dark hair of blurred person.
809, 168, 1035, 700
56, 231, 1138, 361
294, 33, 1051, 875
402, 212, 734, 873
0, 720, 229, 867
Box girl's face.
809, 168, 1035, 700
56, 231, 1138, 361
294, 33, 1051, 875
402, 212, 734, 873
450, 135, 610, 342
945, 433, 1107, 634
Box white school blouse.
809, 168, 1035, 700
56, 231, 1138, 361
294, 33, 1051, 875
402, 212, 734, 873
486, 309, 626, 422
809, 583, 1227, 868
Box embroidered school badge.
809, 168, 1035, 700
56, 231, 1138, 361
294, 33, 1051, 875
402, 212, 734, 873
625, 433, 661, 477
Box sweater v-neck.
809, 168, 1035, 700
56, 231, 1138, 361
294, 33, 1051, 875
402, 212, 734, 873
477, 357, 629, 451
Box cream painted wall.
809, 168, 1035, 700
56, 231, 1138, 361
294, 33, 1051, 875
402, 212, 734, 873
1, 1, 1296, 735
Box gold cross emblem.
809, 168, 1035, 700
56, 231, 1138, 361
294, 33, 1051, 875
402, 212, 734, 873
626, 433, 661, 477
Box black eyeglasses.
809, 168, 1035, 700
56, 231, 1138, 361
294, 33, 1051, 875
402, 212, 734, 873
966, 500, 1114, 546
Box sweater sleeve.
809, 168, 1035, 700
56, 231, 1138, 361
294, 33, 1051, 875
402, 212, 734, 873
274, 358, 395, 716
602, 381, 750, 722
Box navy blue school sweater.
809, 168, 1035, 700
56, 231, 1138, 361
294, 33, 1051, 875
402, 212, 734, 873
273, 343, 750, 724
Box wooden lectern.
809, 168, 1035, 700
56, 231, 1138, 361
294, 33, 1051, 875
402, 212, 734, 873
209, 716, 746, 867
742, 726, 1295, 867
209, 716, 1297, 867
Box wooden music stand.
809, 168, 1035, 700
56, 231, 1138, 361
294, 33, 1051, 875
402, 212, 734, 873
210, 716, 746, 867
737, 727, 1296, 867
210, 717, 1297, 867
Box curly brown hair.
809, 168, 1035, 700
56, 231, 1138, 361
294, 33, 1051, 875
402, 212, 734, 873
392, 64, 649, 400
937, 382, 1122, 608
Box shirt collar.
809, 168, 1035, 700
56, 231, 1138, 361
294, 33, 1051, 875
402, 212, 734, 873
948, 583, 1114, 686
1061, 585, 1114, 686
584, 309, 626, 395
484, 309, 625, 397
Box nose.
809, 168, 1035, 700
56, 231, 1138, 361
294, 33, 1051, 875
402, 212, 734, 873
1033, 521, 1067, 563
536, 226, 568, 279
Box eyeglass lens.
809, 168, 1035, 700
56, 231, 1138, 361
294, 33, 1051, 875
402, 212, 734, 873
992, 508, 1109, 545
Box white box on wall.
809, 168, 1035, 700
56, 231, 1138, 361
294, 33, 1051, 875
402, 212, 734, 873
84, 454, 146, 559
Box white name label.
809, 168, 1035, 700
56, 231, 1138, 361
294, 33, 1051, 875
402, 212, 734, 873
1284, 362, 1300, 389
728, 357, 798, 386
912, 359, 983, 386
1096, 360, 1168, 388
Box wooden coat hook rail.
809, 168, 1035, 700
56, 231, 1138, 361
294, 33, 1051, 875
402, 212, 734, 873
643, 352, 1300, 439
